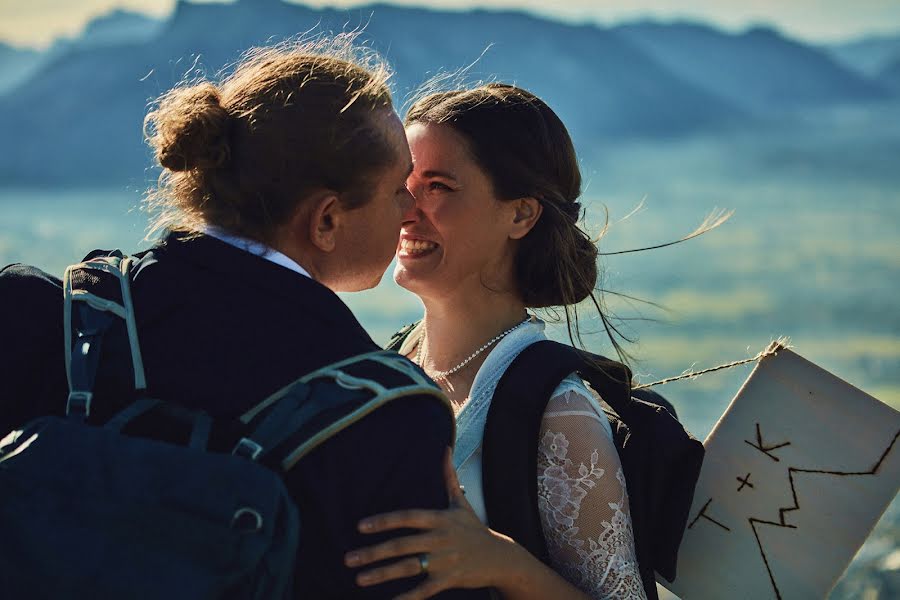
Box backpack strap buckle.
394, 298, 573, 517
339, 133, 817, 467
232, 437, 263, 461
66, 390, 94, 419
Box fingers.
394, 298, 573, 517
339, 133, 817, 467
345, 532, 443, 568
358, 509, 444, 534
354, 555, 425, 587
355, 552, 458, 597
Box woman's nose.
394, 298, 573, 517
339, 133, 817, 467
400, 186, 420, 222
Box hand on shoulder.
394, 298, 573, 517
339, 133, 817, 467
345, 448, 530, 599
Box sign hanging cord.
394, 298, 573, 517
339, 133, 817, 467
633, 337, 791, 390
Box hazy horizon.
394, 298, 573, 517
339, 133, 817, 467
2, 0, 899, 49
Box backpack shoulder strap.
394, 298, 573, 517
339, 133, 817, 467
483, 340, 697, 598
63, 251, 146, 420
234, 350, 453, 472
385, 321, 420, 352
64, 252, 218, 450
482, 340, 629, 564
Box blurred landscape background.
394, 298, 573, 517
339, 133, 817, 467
1, 0, 898, 597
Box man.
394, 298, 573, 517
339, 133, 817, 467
0, 38, 484, 599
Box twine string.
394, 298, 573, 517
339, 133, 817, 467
633, 337, 791, 390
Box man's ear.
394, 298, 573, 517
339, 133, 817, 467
509, 197, 542, 240
308, 192, 342, 252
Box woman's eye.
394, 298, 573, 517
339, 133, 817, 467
428, 181, 452, 192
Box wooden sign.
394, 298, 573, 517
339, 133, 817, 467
663, 346, 900, 599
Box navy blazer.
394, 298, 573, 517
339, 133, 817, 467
0, 233, 487, 600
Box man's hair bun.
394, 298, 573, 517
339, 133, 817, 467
146, 82, 231, 172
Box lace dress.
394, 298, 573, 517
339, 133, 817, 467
537, 384, 647, 599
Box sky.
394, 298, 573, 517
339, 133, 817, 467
1, 0, 899, 49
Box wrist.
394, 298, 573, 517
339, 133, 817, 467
489, 531, 538, 596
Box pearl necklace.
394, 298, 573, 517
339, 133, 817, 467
415, 315, 531, 380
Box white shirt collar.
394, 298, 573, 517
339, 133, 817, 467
201, 225, 313, 280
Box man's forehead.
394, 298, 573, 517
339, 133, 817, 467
369, 109, 411, 173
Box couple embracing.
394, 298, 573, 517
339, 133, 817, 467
0, 36, 651, 599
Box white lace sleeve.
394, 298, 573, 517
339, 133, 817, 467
537, 382, 647, 600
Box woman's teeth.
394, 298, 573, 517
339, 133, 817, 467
401, 239, 438, 254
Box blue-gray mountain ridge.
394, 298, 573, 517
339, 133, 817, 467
827, 33, 900, 76
0, 0, 895, 185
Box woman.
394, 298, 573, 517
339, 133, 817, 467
344, 84, 648, 599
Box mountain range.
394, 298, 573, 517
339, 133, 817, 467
0, 0, 896, 185
827, 33, 900, 76
0, 43, 42, 96
614, 21, 888, 114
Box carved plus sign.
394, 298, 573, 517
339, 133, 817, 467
737, 472, 754, 491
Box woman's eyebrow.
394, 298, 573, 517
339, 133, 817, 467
421, 169, 458, 181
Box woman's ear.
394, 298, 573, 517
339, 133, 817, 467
509, 197, 542, 240
308, 192, 342, 252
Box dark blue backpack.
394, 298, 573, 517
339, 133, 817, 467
0, 252, 449, 599
482, 341, 705, 600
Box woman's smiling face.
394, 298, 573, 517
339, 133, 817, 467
394, 122, 519, 301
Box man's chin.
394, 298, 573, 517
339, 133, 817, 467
335, 267, 389, 293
